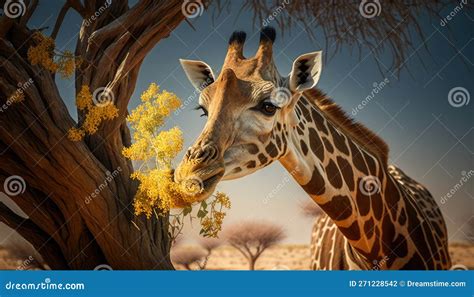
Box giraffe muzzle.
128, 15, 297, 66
174, 143, 225, 202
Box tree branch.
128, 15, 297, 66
19, 0, 39, 27
0, 202, 69, 269
51, 2, 71, 39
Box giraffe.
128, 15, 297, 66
174, 27, 451, 270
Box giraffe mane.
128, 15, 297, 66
303, 88, 389, 166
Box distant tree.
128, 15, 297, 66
225, 221, 286, 270
171, 248, 207, 270
299, 200, 323, 218
198, 237, 223, 269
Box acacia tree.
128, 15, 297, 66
171, 248, 207, 270
0, 0, 190, 270
299, 200, 323, 219
198, 237, 222, 269
0, 0, 463, 270
225, 221, 286, 270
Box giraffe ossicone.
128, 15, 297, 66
174, 27, 451, 270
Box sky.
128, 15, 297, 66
21, 1, 473, 244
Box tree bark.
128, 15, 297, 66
248, 257, 256, 270
0, 0, 190, 270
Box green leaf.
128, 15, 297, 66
197, 209, 207, 218
183, 206, 192, 216
201, 200, 208, 209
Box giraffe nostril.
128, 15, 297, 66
186, 143, 220, 163
196, 148, 209, 160
208, 145, 218, 161
185, 147, 193, 159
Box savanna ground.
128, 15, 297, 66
1, 243, 472, 270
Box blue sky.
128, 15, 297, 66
27, 1, 473, 243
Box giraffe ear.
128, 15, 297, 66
179, 59, 215, 91
289, 51, 322, 93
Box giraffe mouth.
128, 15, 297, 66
174, 165, 225, 203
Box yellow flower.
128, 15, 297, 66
123, 83, 231, 238
27, 32, 78, 78
67, 127, 85, 141
215, 192, 231, 208
68, 85, 119, 141
57, 51, 77, 78
76, 85, 92, 110
140, 83, 160, 102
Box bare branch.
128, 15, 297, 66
51, 2, 71, 39
67, 0, 88, 17
214, 0, 470, 75
0, 202, 68, 269
19, 0, 38, 27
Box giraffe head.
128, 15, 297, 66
174, 27, 322, 202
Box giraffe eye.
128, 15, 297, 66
259, 101, 278, 116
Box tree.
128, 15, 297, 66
0, 0, 189, 270
225, 221, 286, 270
171, 247, 207, 270
0, 0, 462, 270
299, 200, 323, 218
198, 237, 223, 269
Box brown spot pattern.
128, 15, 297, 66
336, 156, 354, 191
326, 159, 343, 189
302, 166, 326, 196
320, 195, 353, 221
308, 128, 325, 161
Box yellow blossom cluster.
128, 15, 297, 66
123, 83, 185, 216
123, 83, 231, 238
67, 85, 119, 141
27, 32, 79, 78
199, 192, 231, 238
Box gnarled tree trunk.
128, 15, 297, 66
0, 0, 191, 270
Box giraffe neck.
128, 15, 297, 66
279, 95, 418, 269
